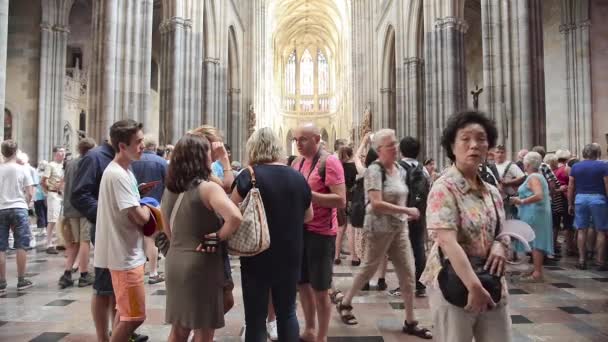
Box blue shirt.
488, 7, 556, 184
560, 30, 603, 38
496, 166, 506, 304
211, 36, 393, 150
212, 160, 224, 179
131, 150, 168, 202
571, 160, 608, 196
71, 143, 115, 223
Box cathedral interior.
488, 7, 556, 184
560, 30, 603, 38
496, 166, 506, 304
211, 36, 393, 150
1, 0, 608, 341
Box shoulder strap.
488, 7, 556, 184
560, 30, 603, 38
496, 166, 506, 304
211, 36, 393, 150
317, 150, 330, 184
502, 161, 513, 179
248, 166, 257, 188
170, 192, 185, 229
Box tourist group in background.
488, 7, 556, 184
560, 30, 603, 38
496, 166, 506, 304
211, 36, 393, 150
0, 109, 606, 342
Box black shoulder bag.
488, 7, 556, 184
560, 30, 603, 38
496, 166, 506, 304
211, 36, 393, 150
437, 193, 503, 307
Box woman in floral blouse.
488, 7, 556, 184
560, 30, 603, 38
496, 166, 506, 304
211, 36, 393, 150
420, 111, 512, 342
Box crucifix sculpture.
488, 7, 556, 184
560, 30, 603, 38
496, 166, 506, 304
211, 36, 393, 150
471, 84, 483, 110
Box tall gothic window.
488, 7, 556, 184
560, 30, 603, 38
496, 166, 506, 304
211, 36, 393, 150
300, 49, 314, 96
285, 51, 296, 95
318, 50, 329, 95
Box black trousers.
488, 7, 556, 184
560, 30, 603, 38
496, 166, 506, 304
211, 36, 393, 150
408, 220, 427, 290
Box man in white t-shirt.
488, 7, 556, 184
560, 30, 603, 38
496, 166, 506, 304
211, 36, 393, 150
0, 140, 35, 294
494, 145, 526, 218
93, 120, 151, 341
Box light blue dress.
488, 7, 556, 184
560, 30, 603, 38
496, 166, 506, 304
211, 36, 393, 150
517, 173, 554, 254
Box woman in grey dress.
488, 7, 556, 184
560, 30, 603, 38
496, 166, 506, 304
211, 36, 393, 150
161, 133, 243, 342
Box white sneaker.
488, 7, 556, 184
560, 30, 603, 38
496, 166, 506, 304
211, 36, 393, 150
267, 320, 278, 341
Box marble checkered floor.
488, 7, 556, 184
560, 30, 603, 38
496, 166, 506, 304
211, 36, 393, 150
1, 237, 608, 341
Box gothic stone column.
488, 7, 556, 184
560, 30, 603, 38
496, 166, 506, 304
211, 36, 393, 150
89, 0, 153, 142
424, 16, 468, 166
159, 16, 192, 144
481, 0, 546, 152
202, 57, 220, 126
401, 57, 425, 139
0, 0, 8, 141
560, 0, 592, 154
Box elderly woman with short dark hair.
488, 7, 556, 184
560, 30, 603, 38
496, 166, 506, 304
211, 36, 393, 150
568, 143, 608, 270
510, 152, 553, 282
421, 111, 511, 342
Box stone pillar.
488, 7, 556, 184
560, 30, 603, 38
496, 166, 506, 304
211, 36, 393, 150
560, 0, 592, 154
202, 57, 220, 126
89, 0, 153, 142
159, 15, 191, 144
38, 0, 72, 161
481, 0, 546, 152
424, 16, 468, 166
402, 57, 425, 138
227, 87, 241, 156
0, 0, 7, 141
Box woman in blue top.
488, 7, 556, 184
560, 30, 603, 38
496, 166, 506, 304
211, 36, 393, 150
510, 151, 553, 282
568, 143, 608, 270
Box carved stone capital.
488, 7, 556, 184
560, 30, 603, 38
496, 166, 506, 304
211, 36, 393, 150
204, 57, 220, 64
53, 25, 70, 33
404, 57, 423, 69
159, 17, 193, 33
559, 23, 576, 33
229, 88, 241, 94
435, 16, 468, 33
578, 20, 591, 29
40, 22, 53, 31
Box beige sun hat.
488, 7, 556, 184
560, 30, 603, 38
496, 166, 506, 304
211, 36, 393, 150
555, 149, 572, 160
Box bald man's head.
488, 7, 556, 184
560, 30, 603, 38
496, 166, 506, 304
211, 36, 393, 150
294, 122, 321, 157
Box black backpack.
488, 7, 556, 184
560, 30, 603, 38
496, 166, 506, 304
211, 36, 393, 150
398, 160, 430, 211
349, 161, 387, 228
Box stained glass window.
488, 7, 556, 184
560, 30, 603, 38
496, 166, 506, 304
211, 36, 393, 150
285, 50, 296, 95
300, 49, 314, 96
318, 50, 329, 94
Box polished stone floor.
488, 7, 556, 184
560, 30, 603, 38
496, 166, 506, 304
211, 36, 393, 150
1, 233, 608, 342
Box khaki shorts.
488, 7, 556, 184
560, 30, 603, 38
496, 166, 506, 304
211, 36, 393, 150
47, 192, 62, 223
61, 217, 91, 243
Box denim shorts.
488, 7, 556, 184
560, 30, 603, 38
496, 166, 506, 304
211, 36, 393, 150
574, 194, 608, 230
0, 208, 31, 251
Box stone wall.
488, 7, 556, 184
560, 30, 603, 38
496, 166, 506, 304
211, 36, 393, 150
6, 0, 41, 160
590, 0, 608, 153
543, 0, 567, 152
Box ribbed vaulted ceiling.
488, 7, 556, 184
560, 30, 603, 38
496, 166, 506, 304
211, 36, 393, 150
271, 0, 346, 56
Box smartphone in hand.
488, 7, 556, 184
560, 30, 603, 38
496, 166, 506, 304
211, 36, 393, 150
138, 180, 161, 195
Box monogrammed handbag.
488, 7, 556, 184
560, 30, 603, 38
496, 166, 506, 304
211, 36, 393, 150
227, 166, 270, 256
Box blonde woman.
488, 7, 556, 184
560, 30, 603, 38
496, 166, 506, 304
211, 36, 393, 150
231, 127, 313, 342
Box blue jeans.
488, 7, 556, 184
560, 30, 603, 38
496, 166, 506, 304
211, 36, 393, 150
0, 208, 31, 251
241, 264, 299, 342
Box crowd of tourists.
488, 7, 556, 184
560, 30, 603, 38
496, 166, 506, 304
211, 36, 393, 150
0, 109, 606, 342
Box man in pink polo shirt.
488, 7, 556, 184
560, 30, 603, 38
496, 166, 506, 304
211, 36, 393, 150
293, 123, 346, 342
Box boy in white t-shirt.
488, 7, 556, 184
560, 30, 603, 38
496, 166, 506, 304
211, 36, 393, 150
494, 145, 526, 218
93, 120, 151, 341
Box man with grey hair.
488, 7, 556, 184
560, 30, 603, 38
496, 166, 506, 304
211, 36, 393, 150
0, 140, 35, 293
131, 135, 167, 285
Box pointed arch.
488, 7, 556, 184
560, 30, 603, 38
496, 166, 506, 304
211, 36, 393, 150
381, 25, 397, 129
226, 25, 242, 159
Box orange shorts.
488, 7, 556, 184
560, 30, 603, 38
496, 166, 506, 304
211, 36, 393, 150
110, 265, 146, 322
